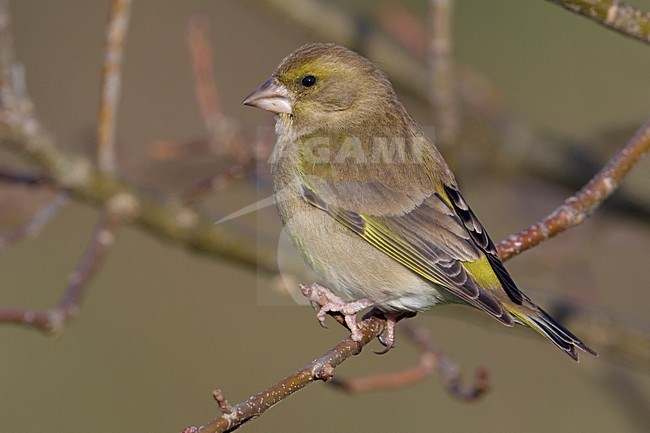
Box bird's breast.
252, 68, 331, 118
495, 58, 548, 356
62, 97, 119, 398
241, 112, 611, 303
271, 147, 445, 311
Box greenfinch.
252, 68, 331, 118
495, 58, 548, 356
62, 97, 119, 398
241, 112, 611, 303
243, 43, 596, 361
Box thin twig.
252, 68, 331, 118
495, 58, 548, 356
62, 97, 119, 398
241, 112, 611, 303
212, 389, 234, 415
188, 318, 386, 433
0, 121, 278, 272
546, 0, 650, 45
428, 0, 459, 153
180, 165, 245, 202
177, 14, 256, 201
187, 13, 222, 133
186, 283, 487, 432
185, 13, 242, 159
0, 192, 68, 251
96, 0, 132, 174
496, 116, 650, 261
331, 321, 489, 401
0, 212, 119, 334
0, 166, 50, 186
173, 14, 272, 203
0, 0, 277, 273
0, 0, 14, 108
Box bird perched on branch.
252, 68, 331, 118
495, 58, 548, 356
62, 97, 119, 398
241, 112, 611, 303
243, 42, 596, 361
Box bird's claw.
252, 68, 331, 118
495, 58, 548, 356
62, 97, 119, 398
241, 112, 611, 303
374, 313, 398, 354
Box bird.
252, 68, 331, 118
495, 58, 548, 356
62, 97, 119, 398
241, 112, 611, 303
243, 42, 596, 361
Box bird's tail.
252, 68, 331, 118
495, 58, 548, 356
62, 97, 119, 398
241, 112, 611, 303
512, 307, 597, 361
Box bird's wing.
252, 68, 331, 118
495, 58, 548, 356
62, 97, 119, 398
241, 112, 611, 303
301, 180, 525, 325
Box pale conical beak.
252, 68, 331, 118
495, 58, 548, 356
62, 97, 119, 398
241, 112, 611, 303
242, 78, 293, 115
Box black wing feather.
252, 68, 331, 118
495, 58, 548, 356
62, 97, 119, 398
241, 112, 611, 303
443, 185, 524, 305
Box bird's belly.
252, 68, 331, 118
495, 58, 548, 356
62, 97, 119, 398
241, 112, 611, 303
281, 204, 445, 312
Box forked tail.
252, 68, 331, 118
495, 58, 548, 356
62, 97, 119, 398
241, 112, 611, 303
516, 308, 597, 361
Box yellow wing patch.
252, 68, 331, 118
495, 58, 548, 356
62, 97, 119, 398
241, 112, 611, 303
461, 256, 502, 290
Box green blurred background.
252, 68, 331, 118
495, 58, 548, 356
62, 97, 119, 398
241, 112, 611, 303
1, 1, 649, 432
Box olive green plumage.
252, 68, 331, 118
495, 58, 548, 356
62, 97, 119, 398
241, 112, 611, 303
244, 43, 596, 361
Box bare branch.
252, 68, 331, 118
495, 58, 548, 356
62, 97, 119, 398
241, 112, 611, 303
180, 164, 245, 203
0, 0, 15, 106
153, 15, 272, 204
186, 283, 492, 432
0, 166, 50, 186
0, 1, 279, 274
0, 212, 119, 334
428, 0, 459, 153
0, 192, 68, 251
176, 14, 264, 202
187, 13, 222, 133
547, 0, 650, 45
212, 389, 234, 415
186, 315, 386, 433
97, 0, 133, 174
497, 116, 650, 261
56, 213, 119, 316
0, 118, 278, 272
185, 13, 247, 159
331, 321, 489, 401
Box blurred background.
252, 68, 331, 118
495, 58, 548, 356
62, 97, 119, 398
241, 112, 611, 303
1, 1, 649, 432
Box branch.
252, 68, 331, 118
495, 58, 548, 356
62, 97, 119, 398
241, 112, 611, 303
0, 165, 50, 186
496, 116, 650, 261
177, 14, 269, 203
0, 5, 277, 275
0, 192, 68, 251
0, 0, 15, 106
0, 212, 119, 334
96, 0, 132, 174
186, 283, 492, 432
0, 119, 278, 272
428, 0, 459, 153
546, 0, 650, 45
331, 321, 489, 401
187, 13, 222, 134
150, 14, 274, 203
185, 289, 386, 433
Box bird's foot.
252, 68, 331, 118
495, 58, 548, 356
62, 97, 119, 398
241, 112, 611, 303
369, 310, 416, 354
300, 283, 373, 342
375, 312, 398, 354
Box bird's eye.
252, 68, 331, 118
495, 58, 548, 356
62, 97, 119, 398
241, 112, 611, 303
301, 75, 317, 87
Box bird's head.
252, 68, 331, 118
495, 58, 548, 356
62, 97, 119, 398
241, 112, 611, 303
243, 43, 398, 133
